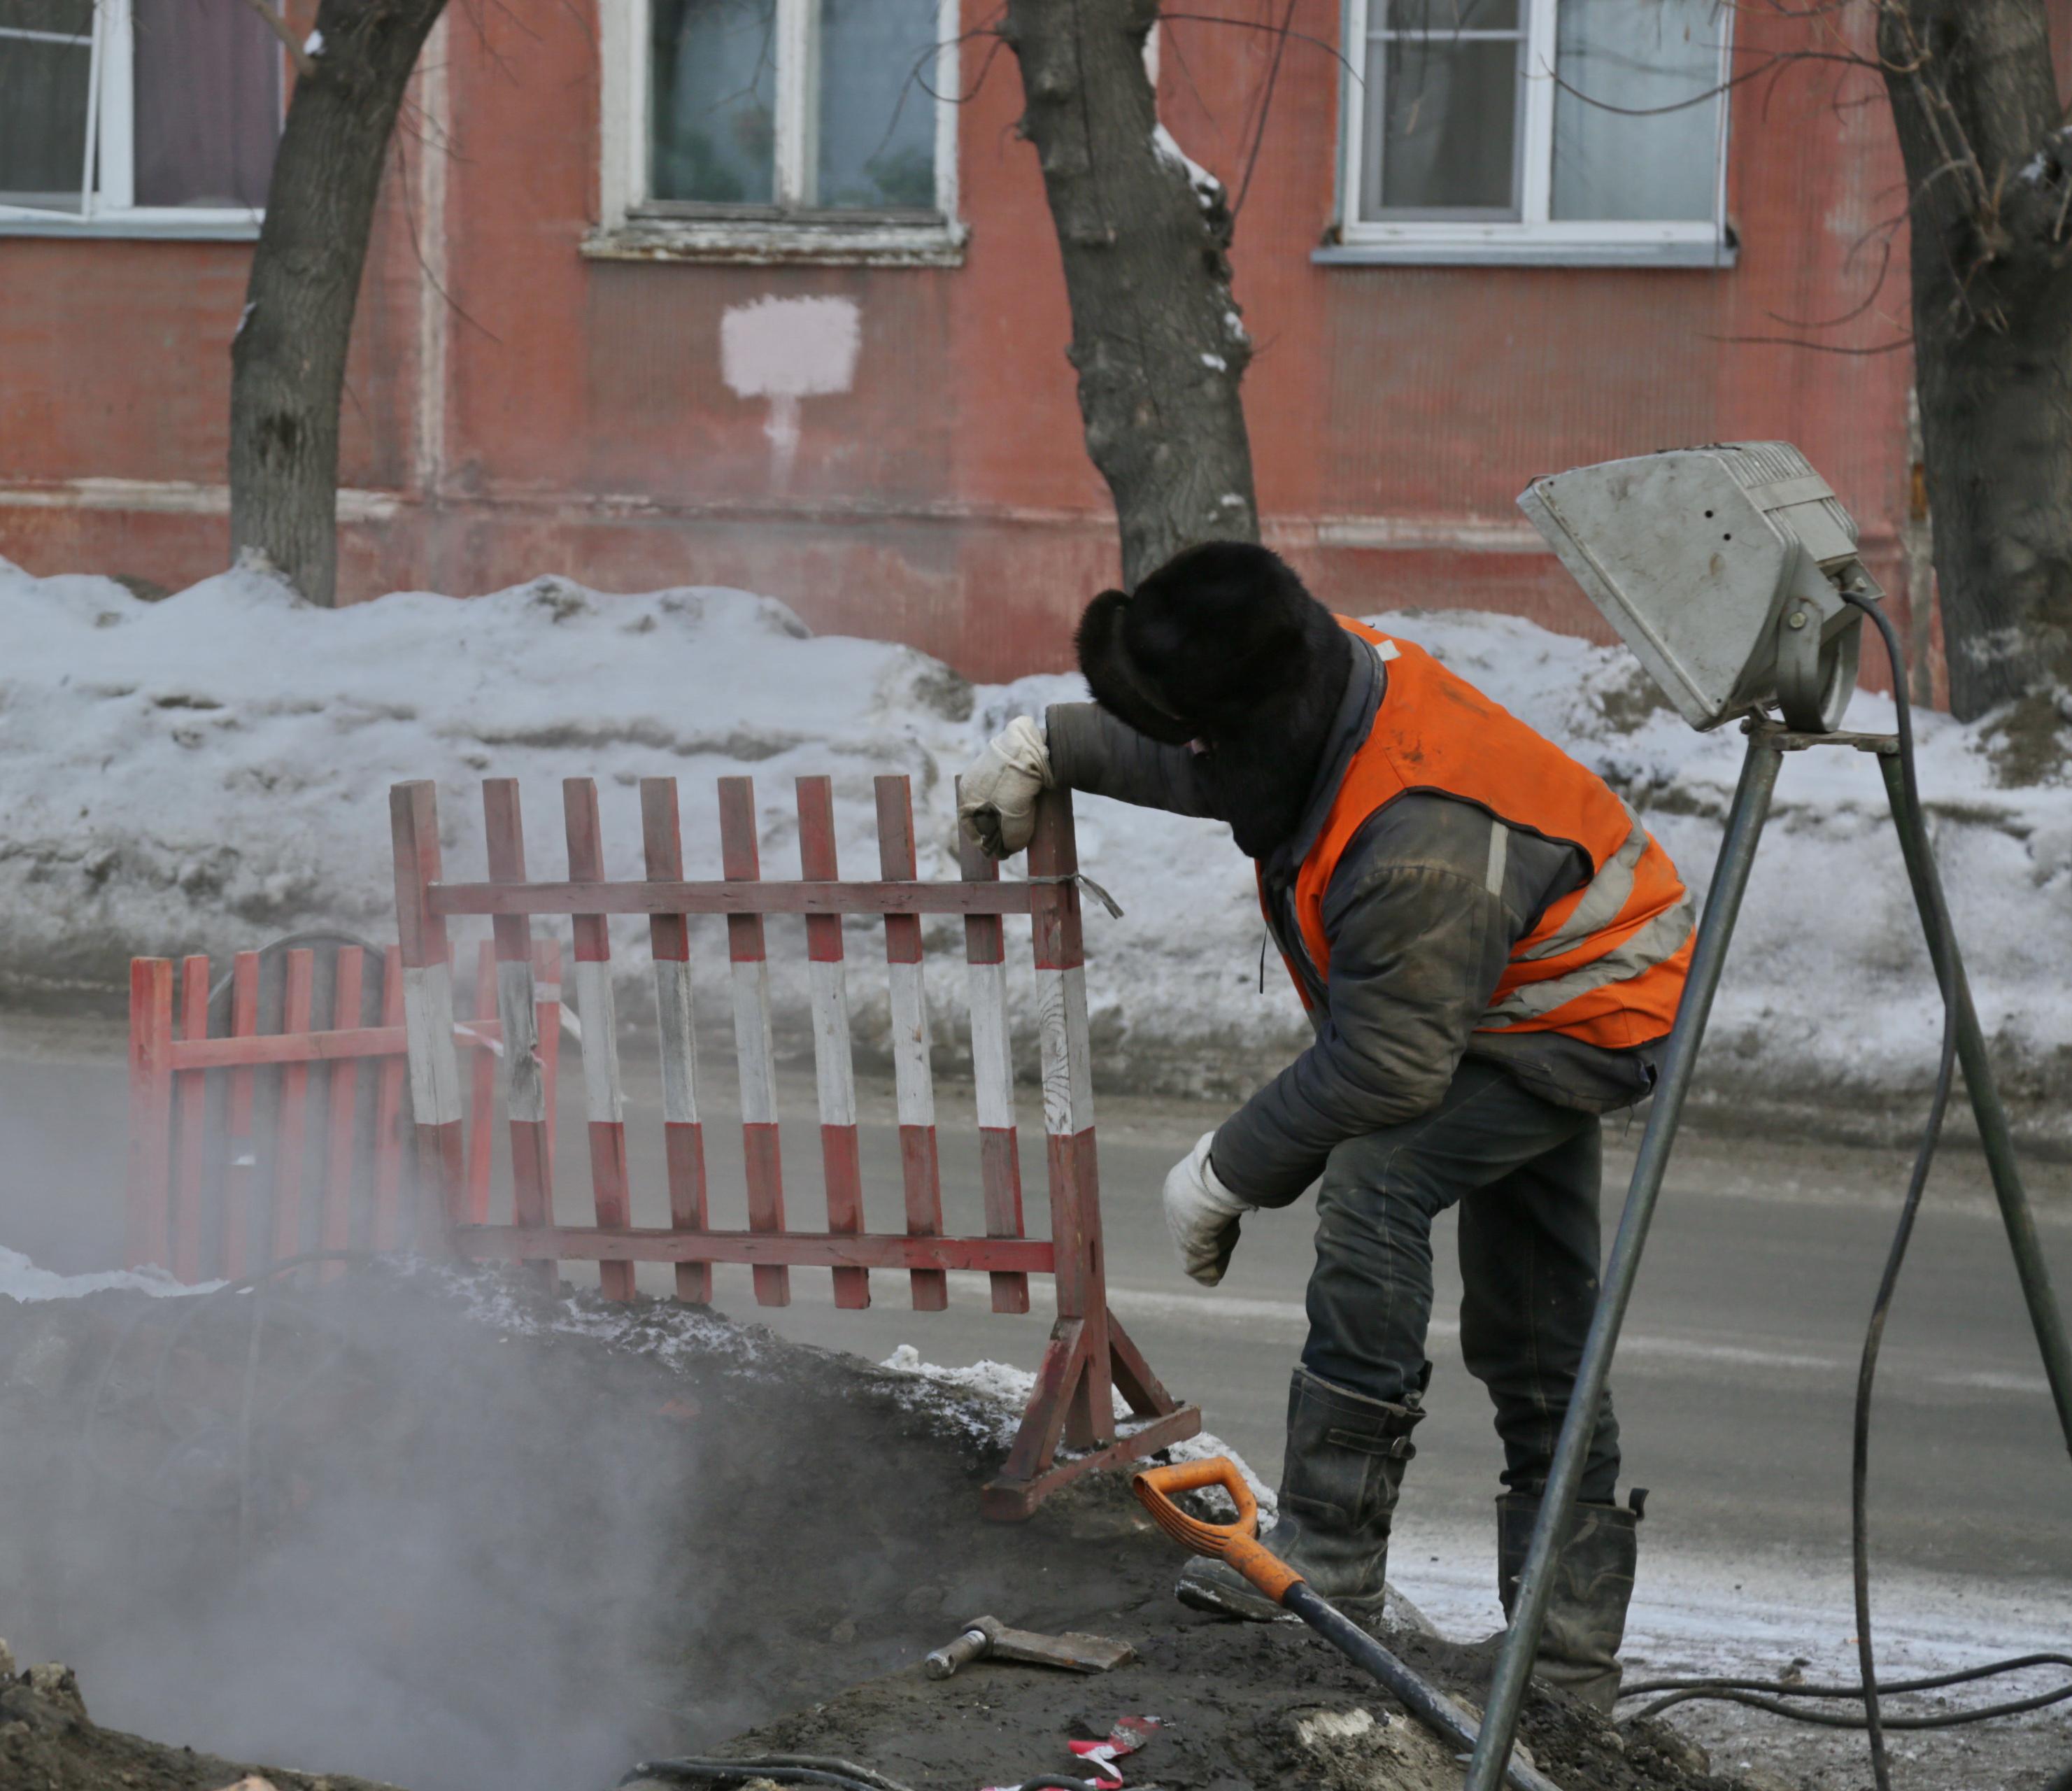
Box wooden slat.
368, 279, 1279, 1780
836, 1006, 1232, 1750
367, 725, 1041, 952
532, 937, 562, 1189
269, 948, 317, 1268
958, 793, 1029, 1315
391, 781, 466, 1250
565, 777, 634, 1301
453, 1226, 1055, 1272
318, 947, 365, 1279
173, 956, 211, 1284
1028, 788, 1112, 1451
169, 1019, 499, 1070
464, 939, 497, 1224
429, 879, 1039, 918
370, 946, 407, 1252
222, 951, 261, 1277
798, 776, 869, 1310
877, 774, 946, 1312
124, 958, 175, 1272
642, 777, 710, 1305
719, 775, 789, 1306
486, 779, 555, 1287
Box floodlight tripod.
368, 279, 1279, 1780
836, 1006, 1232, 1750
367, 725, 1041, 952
1464, 706, 2072, 1791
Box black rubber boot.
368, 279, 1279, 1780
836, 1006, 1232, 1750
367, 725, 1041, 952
1176, 1366, 1424, 1627
1496, 1491, 1642, 1713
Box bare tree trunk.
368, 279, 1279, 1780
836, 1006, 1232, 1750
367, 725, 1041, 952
1000, 0, 1258, 589
229, 0, 448, 607
1878, 0, 2072, 718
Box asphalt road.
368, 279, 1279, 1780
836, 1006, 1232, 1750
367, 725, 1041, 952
6, 1011, 2067, 1592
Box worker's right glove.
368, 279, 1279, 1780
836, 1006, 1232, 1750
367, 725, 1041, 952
1163, 1132, 1255, 1287
957, 716, 1053, 858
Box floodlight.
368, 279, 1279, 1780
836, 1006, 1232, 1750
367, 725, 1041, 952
1517, 443, 1882, 733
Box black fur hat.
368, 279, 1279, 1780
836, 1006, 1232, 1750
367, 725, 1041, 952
1076, 541, 1353, 858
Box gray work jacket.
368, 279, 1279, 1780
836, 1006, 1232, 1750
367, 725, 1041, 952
1044, 643, 1661, 1208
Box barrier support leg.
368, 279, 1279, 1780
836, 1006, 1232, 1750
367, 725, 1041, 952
983, 790, 1201, 1520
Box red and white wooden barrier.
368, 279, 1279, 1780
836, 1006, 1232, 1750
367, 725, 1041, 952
127, 938, 560, 1284
389, 772, 1200, 1517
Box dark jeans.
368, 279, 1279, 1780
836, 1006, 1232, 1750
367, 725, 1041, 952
1299, 1060, 1623, 1505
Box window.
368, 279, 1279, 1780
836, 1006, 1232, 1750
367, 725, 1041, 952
0, 0, 281, 235
1324, 0, 1732, 266
592, 0, 965, 264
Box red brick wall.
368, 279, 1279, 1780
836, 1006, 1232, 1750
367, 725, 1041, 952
0, 0, 1954, 685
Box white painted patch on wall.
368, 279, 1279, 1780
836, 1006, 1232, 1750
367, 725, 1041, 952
720, 295, 863, 492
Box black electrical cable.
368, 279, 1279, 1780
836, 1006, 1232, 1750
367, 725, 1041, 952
618, 1759, 916, 1791
1622, 1651, 2072, 1728
1611, 597, 2068, 1779
1841, 588, 1959, 1791
722, 1757, 916, 1791
204, 930, 389, 1012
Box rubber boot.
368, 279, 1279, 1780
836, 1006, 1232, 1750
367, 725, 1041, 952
1176, 1365, 1424, 1627
1496, 1490, 1642, 1714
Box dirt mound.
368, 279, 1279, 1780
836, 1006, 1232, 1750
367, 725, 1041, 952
0, 1265, 1789, 1791
0, 1649, 401, 1791
722, 1610, 1736, 1791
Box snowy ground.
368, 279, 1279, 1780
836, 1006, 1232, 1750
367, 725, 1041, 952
1, 559, 2068, 1144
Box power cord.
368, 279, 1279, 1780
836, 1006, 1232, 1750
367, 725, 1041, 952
618, 1755, 917, 1791
1613, 595, 2070, 1787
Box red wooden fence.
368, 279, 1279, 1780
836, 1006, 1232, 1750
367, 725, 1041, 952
127, 938, 562, 1284
390, 772, 1201, 1518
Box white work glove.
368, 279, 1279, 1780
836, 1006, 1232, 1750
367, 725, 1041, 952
957, 716, 1053, 858
1163, 1132, 1254, 1287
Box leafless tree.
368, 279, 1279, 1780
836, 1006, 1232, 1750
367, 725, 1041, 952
996, 1, 1260, 588
229, 0, 449, 607
1870, 0, 2072, 721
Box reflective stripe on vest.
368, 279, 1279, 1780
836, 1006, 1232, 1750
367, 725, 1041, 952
1278, 618, 1694, 1052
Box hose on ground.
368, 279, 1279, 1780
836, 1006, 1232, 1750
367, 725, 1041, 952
1620, 1650, 2072, 1728
618, 1759, 917, 1791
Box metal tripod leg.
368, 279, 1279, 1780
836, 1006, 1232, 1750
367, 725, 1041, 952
1875, 755, 2072, 1459
1464, 732, 1785, 1791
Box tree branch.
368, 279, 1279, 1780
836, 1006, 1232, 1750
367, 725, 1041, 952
241, 0, 318, 83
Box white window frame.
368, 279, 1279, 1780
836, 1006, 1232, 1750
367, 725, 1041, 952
0, 0, 276, 238
589, 0, 966, 267
1321, 0, 1735, 268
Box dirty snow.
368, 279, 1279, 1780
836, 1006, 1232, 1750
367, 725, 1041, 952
0, 1242, 216, 1301
0, 558, 2065, 1134
877, 1342, 1279, 1515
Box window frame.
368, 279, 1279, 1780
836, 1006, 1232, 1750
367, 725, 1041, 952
590, 0, 967, 267
1322, 0, 1736, 268
0, 0, 276, 239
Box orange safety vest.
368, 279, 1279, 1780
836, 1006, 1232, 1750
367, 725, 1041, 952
1269, 618, 1694, 1052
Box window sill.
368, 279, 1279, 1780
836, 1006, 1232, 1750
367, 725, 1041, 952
0, 210, 262, 241
1315, 232, 1736, 270
583, 215, 968, 268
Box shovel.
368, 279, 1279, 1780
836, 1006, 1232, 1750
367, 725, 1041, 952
1133, 1458, 1564, 1791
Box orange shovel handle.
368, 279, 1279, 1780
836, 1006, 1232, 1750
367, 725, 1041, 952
1132, 1457, 1303, 1605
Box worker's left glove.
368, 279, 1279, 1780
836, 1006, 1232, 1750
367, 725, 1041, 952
1163, 1132, 1254, 1287
957, 716, 1053, 858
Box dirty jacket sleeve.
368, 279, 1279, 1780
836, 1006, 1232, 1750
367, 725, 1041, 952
1206, 803, 1526, 1208
1042, 702, 1217, 818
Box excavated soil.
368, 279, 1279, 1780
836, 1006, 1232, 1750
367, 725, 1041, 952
0, 1265, 1785, 1791
0, 1655, 402, 1791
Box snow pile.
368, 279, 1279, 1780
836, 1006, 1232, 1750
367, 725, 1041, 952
0, 558, 2065, 1136
0, 1243, 213, 1301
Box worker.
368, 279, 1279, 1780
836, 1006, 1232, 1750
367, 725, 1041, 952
957, 541, 1693, 1713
